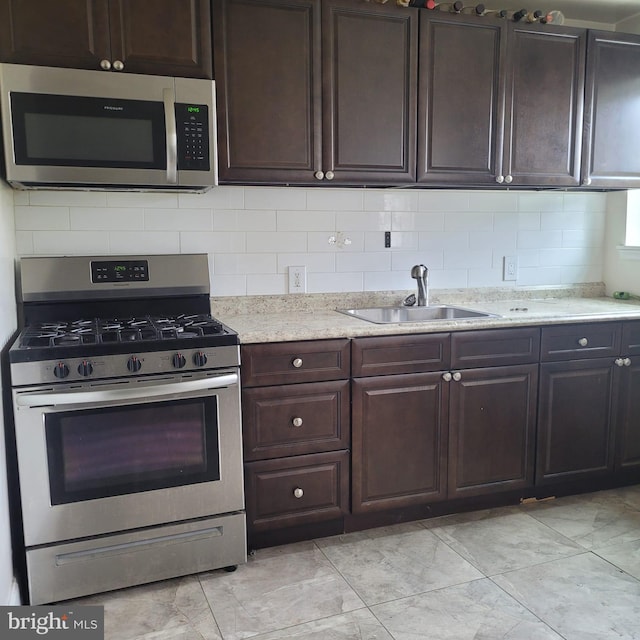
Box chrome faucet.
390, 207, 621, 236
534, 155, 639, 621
411, 264, 429, 306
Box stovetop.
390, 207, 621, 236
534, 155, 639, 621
17, 314, 229, 349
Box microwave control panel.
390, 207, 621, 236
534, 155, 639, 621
176, 103, 210, 171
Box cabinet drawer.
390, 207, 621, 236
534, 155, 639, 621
242, 340, 350, 387
244, 451, 350, 532
242, 380, 350, 461
622, 321, 640, 356
352, 333, 450, 377
452, 327, 540, 368
540, 323, 621, 361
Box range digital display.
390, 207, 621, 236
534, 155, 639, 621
91, 260, 149, 283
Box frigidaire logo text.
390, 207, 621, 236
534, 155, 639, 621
103, 105, 124, 111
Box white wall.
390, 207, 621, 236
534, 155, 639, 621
13, 187, 607, 295
0, 179, 18, 605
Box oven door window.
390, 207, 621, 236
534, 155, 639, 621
45, 397, 220, 505
10, 92, 166, 169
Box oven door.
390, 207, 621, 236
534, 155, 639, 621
12, 370, 244, 547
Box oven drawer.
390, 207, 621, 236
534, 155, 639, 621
244, 451, 350, 532
243, 380, 350, 461
26, 513, 247, 605
541, 323, 622, 361
241, 340, 350, 387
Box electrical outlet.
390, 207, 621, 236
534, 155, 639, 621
503, 256, 518, 281
288, 265, 307, 293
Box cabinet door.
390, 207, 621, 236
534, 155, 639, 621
322, 0, 417, 184
417, 12, 505, 185
213, 0, 322, 183
0, 0, 111, 69
582, 31, 640, 188
448, 364, 537, 499
352, 372, 448, 513
615, 360, 640, 475
503, 23, 585, 187
537, 359, 616, 485
109, 0, 212, 78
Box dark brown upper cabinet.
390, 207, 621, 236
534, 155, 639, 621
0, 0, 212, 78
418, 14, 585, 187
582, 31, 640, 188
213, 0, 417, 185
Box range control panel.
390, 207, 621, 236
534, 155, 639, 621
176, 103, 210, 171
91, 260, 149, 283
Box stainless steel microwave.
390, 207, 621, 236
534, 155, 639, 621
0, 63, 217, 192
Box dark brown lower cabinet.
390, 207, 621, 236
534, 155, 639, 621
615, 358, 640, 474
537, 359, 617, 485
351, 372, 449, 513
448, 364, 538, 499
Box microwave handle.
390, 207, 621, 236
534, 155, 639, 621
163, 88, 178, 184
16, 373, 238, 408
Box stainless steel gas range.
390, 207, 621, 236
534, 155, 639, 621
8, 254, 246, 605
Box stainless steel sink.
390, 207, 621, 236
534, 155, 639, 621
337, 305, 500, 324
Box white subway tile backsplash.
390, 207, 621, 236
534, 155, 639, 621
144, 209, 212, 231
306, 188, 364, 212
13, 187, 607, 296
244, 187, 306, 210
109, 231, 180, 254
70, 208, 144, 231
15, 206, 70, 230
214, 253, 277, 275
246, 231, 307, 253
28, 191, 107, 207
180, 231, 246, 253
364, 190, 419, 212
33, 231, 109, 255
337, 252, 391, 273
277, 210, 335, 232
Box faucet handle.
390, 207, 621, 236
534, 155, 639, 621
402, 293, 417, 307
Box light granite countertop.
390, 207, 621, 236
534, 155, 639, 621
211, 286, 640, 344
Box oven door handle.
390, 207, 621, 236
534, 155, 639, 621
16, 373, 239, 408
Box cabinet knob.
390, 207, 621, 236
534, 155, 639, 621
584, 177, 592, 186
112, 59, 125, 71
100, 59, 112, 70
325, 170, 335, 181
496, 175, 505, 184
452, 371, 462, 382
292, 417, 303, 427
578, 337, 589, 347
314, 171, 324, 180
504, 175, 513, 184
442, 372, 452, 382
615, 358, 625, 367
293, 487, 304, 499
624, 357, 632, 367
292, 357, 303, 368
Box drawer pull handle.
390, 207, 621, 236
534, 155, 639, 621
292, 417, 303, 427
292, 358, 303, 368
293, 487, 304, 499
578, 337, 588, 347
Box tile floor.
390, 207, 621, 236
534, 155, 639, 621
73, 484, 640, 640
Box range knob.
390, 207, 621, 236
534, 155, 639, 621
193, 351, 208, 367
77, 360, 94, 377
127, 356, 142, 372
53, 362, 70, 379
172, 353, 187, 369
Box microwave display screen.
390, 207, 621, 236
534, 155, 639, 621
10, 92, 166, 169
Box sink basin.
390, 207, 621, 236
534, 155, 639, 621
338, 305, 500, 324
